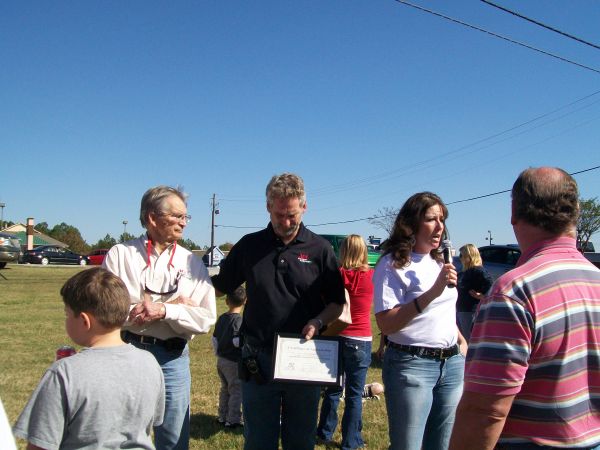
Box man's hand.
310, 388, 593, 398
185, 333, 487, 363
166, 296, 195, 306
129, 300, 166, 325
302, 318, 322, 340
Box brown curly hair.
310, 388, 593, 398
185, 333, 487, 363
381, 192, 448, 268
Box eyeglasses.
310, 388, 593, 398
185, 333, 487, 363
143, 269, 182, 296
160, 213, 191, 222
144, 278, 180, 296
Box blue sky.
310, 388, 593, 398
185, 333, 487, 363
1, 1, 599, 250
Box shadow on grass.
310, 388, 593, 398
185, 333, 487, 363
370, 352, 383, 369
190, 412, 244, 440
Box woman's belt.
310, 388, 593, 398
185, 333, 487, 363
388, 341, 459, 360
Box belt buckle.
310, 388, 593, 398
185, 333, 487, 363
139, 335, 155, 345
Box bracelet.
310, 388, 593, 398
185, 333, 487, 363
414, 299, 422, 314
313, 318, 324, 329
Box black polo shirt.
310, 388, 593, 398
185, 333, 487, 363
211, 223, 345, 348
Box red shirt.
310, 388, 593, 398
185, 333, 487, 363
340, 268, 373, 338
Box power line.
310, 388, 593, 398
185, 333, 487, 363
480, 0, 600, 51
215, 165, 600, 229
312, 89, 600, 198
392, 0, 600, 75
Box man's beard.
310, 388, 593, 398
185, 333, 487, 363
274, 223, 299, 239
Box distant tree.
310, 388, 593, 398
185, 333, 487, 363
36, 222, 50, 234
119, 232, 136, 243
49, 222, 89, 254
368, 207, 399, 236
577, 197, 600, 252
92, 234, 117, 250
178, 238, 201, 251
219, 242, 234, 252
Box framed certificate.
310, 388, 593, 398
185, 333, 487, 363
272, 333, 342, 387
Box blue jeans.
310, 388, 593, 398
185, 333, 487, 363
242, 348, 322, 450
383, 345, 464, 450
317, 338, 371, 450
129, 341, 191, 450
456, 311, 475, 341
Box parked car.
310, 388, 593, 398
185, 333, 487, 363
22, 245, 89, 266
452, 244, 521, 282
477, 245, 522, 280
0, 232, 21, 269
319, 234, 381, 267
88, 248, 109, 265
455, 243, 600, 282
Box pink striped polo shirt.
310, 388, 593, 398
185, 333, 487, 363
465, 237, 600, 447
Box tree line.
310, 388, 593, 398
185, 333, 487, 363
1, 220, 234, 255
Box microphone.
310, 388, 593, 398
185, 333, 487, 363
441, 239, 456, 288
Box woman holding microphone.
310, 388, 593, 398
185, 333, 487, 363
373, 192, 467, 450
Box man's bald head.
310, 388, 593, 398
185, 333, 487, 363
511, 167, 579, 235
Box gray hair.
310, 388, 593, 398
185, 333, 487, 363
139, 185, 188, 228
265, 173, 306, 207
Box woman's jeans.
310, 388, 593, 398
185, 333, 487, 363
383, 345, 464, 450
456, 311, 475, 341
317, 338, 372, 450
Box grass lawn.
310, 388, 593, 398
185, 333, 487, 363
0, 264, 389, 449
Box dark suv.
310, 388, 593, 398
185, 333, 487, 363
0, 232, 21, 269
477, 245, 521, 280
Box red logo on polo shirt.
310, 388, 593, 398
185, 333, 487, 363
298, 253, 311, 263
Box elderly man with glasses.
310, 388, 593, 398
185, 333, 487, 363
103, 185, 216, 450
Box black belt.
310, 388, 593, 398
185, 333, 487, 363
123, 331, 187, 351
388, 341, 459, 360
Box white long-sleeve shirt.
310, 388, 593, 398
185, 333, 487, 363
103, 236, 216, 341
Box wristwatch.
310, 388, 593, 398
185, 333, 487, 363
314, 318, 323, 330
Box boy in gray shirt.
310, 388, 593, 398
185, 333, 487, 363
13, 267, 165, 450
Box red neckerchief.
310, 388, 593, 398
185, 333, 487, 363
146, 238, 176, 269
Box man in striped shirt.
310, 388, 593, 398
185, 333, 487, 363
450, 167, 600, 450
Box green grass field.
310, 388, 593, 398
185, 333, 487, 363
0, 264, 389, 449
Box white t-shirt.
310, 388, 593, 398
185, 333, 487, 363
373, 252, 458, 348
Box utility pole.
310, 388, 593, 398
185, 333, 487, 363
210, 194, 219, 266
485, 230, 493, 246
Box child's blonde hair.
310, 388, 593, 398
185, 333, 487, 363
340, 235, 369, 270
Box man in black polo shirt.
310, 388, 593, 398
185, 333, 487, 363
211, 173, 345, 450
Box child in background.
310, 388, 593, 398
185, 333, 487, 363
13, 268, 165, 450
212, 286, 246, 428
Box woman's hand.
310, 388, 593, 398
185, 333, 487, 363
469, 289, 485, 301
432, 263, 457, 296
457, 330, 468, 356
